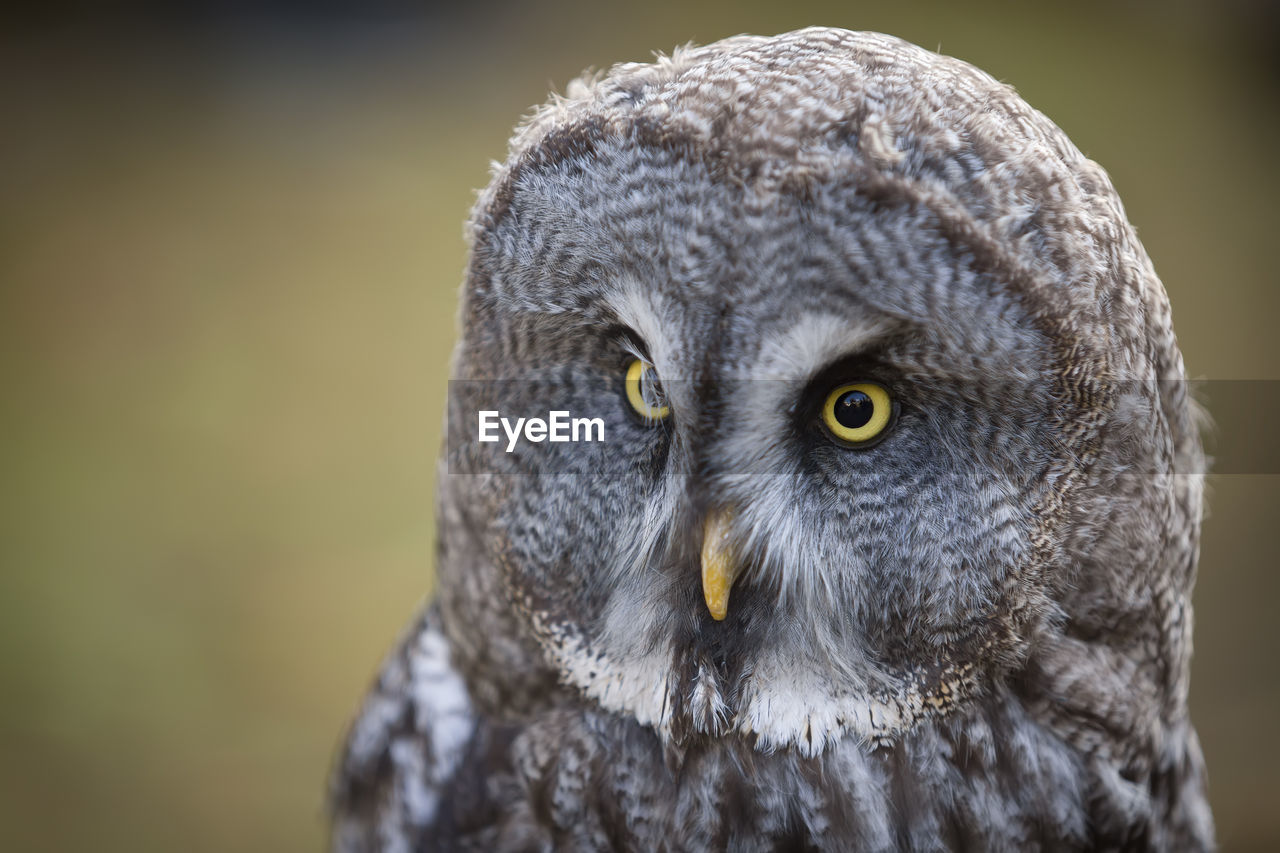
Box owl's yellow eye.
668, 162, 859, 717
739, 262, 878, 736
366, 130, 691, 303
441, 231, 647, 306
625, 358, 670, 421
822, 382, 892, 444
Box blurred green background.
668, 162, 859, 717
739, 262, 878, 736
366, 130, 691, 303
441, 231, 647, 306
2, 1, 1277, 850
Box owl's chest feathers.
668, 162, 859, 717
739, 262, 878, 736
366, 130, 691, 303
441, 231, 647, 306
335, 607, 1205, 851
437, 599, 1200, 848
443, 679, 1195, 852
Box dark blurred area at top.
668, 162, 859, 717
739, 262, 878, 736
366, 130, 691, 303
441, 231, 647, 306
10, 0, 488, 36
5, 0, 1280, 90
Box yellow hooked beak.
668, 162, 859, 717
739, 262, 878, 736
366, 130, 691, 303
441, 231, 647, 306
701, 508, 740, 621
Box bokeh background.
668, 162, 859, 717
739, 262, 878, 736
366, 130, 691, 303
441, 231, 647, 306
3, 1, 1277, 850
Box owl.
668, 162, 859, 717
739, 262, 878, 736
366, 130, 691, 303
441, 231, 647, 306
330, 28, 1213, 851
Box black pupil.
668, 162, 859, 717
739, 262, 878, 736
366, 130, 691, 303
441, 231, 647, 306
834, 389, 875, 430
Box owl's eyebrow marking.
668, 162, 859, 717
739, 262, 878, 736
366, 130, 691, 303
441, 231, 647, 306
751, 312, 896, 382
605, 280, 673, 374
609, 325, 651, 361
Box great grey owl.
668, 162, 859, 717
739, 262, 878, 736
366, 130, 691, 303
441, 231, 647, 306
330, 27, 1212, 851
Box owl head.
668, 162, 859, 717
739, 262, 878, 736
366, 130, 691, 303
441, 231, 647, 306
435, 28, 1202, 759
